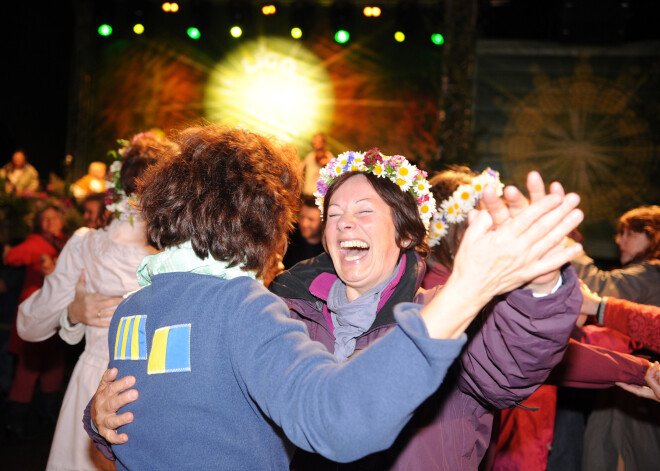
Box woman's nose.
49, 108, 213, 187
338, 214, 355, 230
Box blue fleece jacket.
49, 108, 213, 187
107, 272, 465, 470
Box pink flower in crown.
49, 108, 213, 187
418, 193, 430, 204
387, 155, 405, 172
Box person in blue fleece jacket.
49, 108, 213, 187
84, 124, 584, 470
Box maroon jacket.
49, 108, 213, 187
269, 251, 583, 470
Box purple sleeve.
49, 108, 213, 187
547, 338, 648, 388
82, 397, 116, 462
456, 266, 582, 409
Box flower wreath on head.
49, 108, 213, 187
313, 148, 436, 231
427, 168, 504, 247
104, 133, 153, 225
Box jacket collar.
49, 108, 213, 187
269, 250, 426, 330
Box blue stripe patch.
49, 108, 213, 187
165, 324, 191, 372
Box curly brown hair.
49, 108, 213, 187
321, 171, 429, 258
137, 125, 301, 278
618, 205, 660, 263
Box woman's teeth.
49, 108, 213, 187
340, 240, 369, 249
340, 240, 369, 261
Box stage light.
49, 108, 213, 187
133, 24, 145, 35
363, 6, 381, 17
187, 27, 201, 39
262, 4, 276, 15
431, 33, 445, 45
205, 37, 334, 146
230, 26, 243, 38
335, 29, 350, 43
394, 31, 405, 42
98, 24, 113, 36
161, 2, 179, 13
291, 27, 302, 39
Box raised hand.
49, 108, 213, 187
422, 185, 583, 339
481, 171, 579, 294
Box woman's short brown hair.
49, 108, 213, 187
618, 205, 660, 262
138, 124, 301, 278
321, 171, 429, 258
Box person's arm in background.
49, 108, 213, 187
580, 281, 660, 352
4, 235, 43, 267
570, 247, 656, 301
547, 338, 649, 388
16, 229, 88, 342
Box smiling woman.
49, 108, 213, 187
269, 150, 585, 470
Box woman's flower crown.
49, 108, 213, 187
314, 148, 436, 230
104, 133, 153, 224
428, 168, 504, 247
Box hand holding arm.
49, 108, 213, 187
617, 361, 660, 402
67, 269, 123, 328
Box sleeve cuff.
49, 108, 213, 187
58, 308, 86, 345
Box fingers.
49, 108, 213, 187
77, 269, 86, 286
615, 382, 659, 402
95, 370, 139, 444
99, 296, 123, 310
525, 171, 547, 204
513, 193, 583, 255
481, 187, 511, 226
548, 181, 565, 197
646, 361, 660, 399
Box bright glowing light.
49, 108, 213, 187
133, 24, 145, 35
187, 27, 201, 39
394, 31, 405, 42
262, 5, 276, 15
230, 26, 242, 38
291, 27, 302, 39
431, 33, 445, 45
335, 30, 349, 43
363, 6, 381, 17
162, 2, 171, 12
205, 37, 334, 147
170, 2, 179, 12
98, 24, 112, 36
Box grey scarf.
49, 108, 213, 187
327, 258, 402, 362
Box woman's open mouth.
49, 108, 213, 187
340, 240, 369, 261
